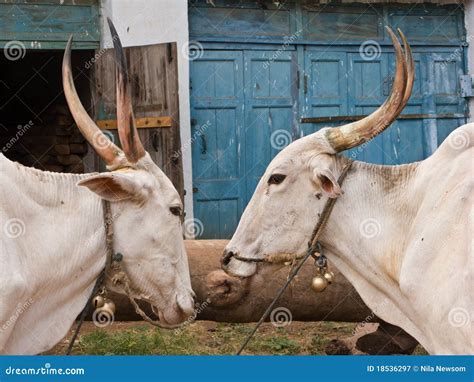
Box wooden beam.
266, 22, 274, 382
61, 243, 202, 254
96, 116, 172, 130
111, 240, 372, 323
300, 113, 467, 124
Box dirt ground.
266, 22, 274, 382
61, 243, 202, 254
46, 321, 427, 355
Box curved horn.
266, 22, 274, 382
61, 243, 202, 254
395, 28, 414, 116
107, 18, 146, 163
62, 36, 123, 167
325, 27, 409, 152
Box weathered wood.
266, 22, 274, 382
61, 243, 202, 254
97, 116, 172, 130
90, 42, 184, 200
111, 240, 373, 323
189, 1, 465, 45
162, 43, 184, 199
301, 113, 467, 124
0, 1, 100, 49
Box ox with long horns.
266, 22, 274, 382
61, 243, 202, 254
222, 28, 473, 354
0, 19, 194, 354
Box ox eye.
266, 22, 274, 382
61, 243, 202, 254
170, 206, 182, 216
268, 174, 286, 185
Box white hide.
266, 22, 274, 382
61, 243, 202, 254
224, 123, 473, 355
0, 153, 194, 354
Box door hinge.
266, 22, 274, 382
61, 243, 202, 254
296, 70, 300, 90
304, 74, 308, 95
460, 74, 474, 97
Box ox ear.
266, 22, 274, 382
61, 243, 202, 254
312, 168, 342, 199
77, 171, 147, 202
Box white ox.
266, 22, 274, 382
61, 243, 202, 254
0, 21, 194, 354
223, 28, 473, 354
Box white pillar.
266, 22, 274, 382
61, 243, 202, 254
99, 0, 195, 233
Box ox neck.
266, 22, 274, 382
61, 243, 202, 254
1, 156, 109, 353
320, 158, 420, 286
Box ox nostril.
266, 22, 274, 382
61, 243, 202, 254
221, 250, 236, 266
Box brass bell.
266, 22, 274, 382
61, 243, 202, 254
323, 271, 335, 284
92, 295, 105, 309
311, 275, 328, 293
102, 300, 116, 314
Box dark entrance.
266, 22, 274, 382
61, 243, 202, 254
0, 50, 94, 173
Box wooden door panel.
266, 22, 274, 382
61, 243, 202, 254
91, 42, 183, 198
302, 47, 468, 165
190, 50, 244, 239
244, 50, 296, 204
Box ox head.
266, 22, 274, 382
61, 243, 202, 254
63, 19, 194, 327
222, 28, 414, 277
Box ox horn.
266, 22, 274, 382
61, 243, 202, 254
107, 18, 146, 163
325, 27, 413, 152
395, 28, 415, 116
62, 36, 123, 167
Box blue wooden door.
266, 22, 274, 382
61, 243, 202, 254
425, 52, 468, 144
190, 51, 245, 239
191, 46, 467, 238
302, 50, 348, 132
302, 47, 467, 165
191, 49, 296, 238
302, 48, 391, 163
188, 2, 468, 239
243, 50, 297, 203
